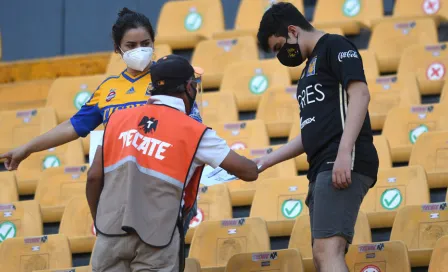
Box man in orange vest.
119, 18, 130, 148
86, 54, 259, 272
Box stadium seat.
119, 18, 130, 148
393, 0, 448, 22
34, 165, 88, 223
46, 75, 104, 123
250, 176, 309, 237
225, 249, 304, 272
360, 49, 380, 79
428, 235, 448, 271
0, 80, 53, 111
156, 0, 224, 49
409, 131, 448, 188
211, 120, 269, 151
390, 203, 448, 267
105, 44, 172, 76
360, 165, 430, 228
220, 59, 291, 111
256, 85, 299, 137
382, 104, 448, 163
185, 184, 232, 244
191, 36, 258, 89
189, 217, 270, 270
397, 43, 448, 95
368, 75, 420, 130
34, 267, 92, 272
81, 125, 104, 155
185, 258, 201, 272
0, 201, 43, 243
15, 140, 85, 195
345, 241, 411, 272
0, 234, 72, 272
0, 172, 19, 203
201, 92, 238, 124
313, 0, 384, 35
369, 18, 438, 73
289, 211, 371, 272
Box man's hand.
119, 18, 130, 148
332, 150, 352, 189
253, 156, 272, 173
0, 145, 31, 171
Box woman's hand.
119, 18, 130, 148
1, 145, 31, 171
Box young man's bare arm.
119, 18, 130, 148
86, 146, 104, 220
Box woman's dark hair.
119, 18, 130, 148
112, 7, 155, 51
257, 2, 313, 52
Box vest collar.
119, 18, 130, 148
149, 95, 186, 113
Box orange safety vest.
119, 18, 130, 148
95, 104, 208, 247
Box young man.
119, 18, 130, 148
86, 55, 259, 272
256, 3, 379, 272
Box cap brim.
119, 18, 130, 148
193, 66, 204, 76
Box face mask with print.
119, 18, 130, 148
276, 33, 304, 67
121, 47, 153, 71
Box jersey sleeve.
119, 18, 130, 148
328, 36, 367, 90
195, 129, 231, 168
69, 88, 103, 138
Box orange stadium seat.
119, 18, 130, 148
313, 0, 384, 35
390, 202, 448, 267
0, 201, 43, 243
345, 241, 411, 272
398, 43, 448, 95
185, 184, 232, 244
34, 165, 88, 223
225, 249, 304, 272
409, 131, 448, 188
382, 104, 448, 163
59, 197, 96, 254
394, 0, 448, 22
211, 120, 269, 151
220, 59, 291, 111
191, 36, 258, 89
189, 217, 270, 270
201, 92, 238, 124
185, 258, 201, 272
360, 165, 430, 228
0, 234, 72, 272
0, 80, 53, 111
289, 211, 371, 272
428, 235, 448, 271
0, 172, 19, 203
156, 0, 224, 49
250, 176, 309, 237
105, 44, 172, 76
46, 75, 104, 123
34, 267, 92, 272
369, 18, 438, 73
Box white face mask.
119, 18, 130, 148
120, 47, 153, 71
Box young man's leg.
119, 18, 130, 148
310, 170, 373, 272
91, 233, 132, 272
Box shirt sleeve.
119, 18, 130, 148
69, 89, 103, 138
328, 36, 367, 90
195, 129, 231, 168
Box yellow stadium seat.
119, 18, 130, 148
398, 43, 448, 95
105, 44, 172, 76
0, 201, 43, 243
156, 0, 224, 49
361, 165, 430, 228
313, 0, 384, 35
382, 104, 448, 163
211, 120, 269, 151
45, 75, 104, 123
369, 18, 438, 73
220, 59, 291, 111
289, 211, 371, 272
185, 184, 232, 244
256, 86, 299, 137
201, 92, 238, 125
225, 249, 304, 272
0, 172, 18, 203
368, 75, 420, 130
34, 267, 92, 272
390, 203, 448, 267
394, 0, 448, 22
428, 235, 448, 271
0, 80, 53, 111
345, 241, 411, 272
250, 176, 309, 237
15, 140, 85, 195
409, 131, 448, 188
192, 36, 258, 89
59, 197, 95, 254
34, 165, 88, 223
185, 258, 201, 272
189, 217, 270, 270
0, 234, 72, 272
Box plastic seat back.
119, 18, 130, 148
0, 201, 43, 244
201, 92, 238, 124
211, 120, 269, 151
0, 172, 18, 203
225, 249, 304, 272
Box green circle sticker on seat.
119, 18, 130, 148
380, 188, 402, 210
0, 221, 17, 242
409, 124, 428, 144
281, 199, 302, 219
184, 12, 203, 32
42, 155, 61, 169
73, 91, 92, 110
342, 0, 361, 17
249, 75, 269, 94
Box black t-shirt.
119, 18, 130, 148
296, 34, 379, 183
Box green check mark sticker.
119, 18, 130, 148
73, 91, 92, 110
282, 199, 302, 219
342, 0, 361, 17
0, 221, 17, 242
249, 75, 269, 94
184, 12, 202, 32
381, 188, 402, 210
42, 155, 61, 169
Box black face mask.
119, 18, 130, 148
276, 38, 304, 67
185, 82, 198, 114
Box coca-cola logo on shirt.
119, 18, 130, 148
338, 50, 359, 62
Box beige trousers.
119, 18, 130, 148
91, 229, 180, 272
